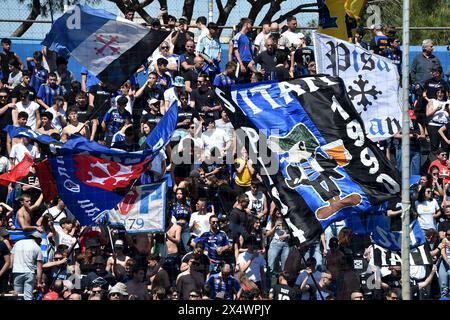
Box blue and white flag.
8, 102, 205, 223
3, 125, 60, 145
313, 32, 402, 141
108, 181, 167, 233
42, 4, 170, 91
215, 76, 400, 247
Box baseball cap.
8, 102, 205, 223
179, 17, 188, 24
108, 282, 129, 297
114, 239, 124, 248
173, 76, 185, 87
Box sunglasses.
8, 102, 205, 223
110, 293, 121, 297
189, 126, 195, 129
210, 221, 219, 224
161, 46, 169, 49
0, 96, 7, 99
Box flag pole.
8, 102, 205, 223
401, 0, 411, 300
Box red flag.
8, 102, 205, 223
0, 153, 33, 186
34, 158, 59, 204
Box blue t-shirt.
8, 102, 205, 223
194, 230, 230, 262
232, 32, 252, 63
81, 67, 100, 90
29, 62, 48, 93
206, 273, 241, 300
213, 73, 236, 87
102, 107, 132, 137
170, 201, 191, 222
37, 84, 64, 108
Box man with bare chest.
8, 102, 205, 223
16, 193, 43, 231
164, 220, 181, 286
36, 111, 59, 136
61, 107, 89, 142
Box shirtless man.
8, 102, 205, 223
6, 111, 28, 155
17, 192, 43, 231
61, 107, 89, 142
164, 220, 181, 285
36, 111, 59, 136
106, 239, 131, 279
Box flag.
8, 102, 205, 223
3, 125, 60, 146
34, 158, 59, 204
215, 76, 400, 247
42, 4, 170, 91
317, 0, 367, 41
0, 153, 33, 186
48, 103, 178, 226
370, 244, 432, 267
108, 181, 167, 233
313, 32, 402, 141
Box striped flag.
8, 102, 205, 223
42, 5, 170, 91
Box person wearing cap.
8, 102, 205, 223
279, 16, 304, 52
369, 24, 389, 55
411, 39, 442, 87
163, 75, 186, 113
0, 227, 11, 293
11, 231, 44, 300
106, 239, 131, 280
108, 282, 129, 300
11, 70, 36, 103
171, 17, 195, 55
196, 22, 222, 79
393, 109, 425, 176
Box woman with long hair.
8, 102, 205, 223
169, 188, 192, 253
415, 186, 442, 231
235, 217, 265, 261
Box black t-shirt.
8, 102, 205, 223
424, 78, 449, 99
180, 52, 196, 75
0, 103, 12, 130
0, 241, 10, 271
229, 208, 248, 238
76, 105, 94, 123
438, 217, 450, 233
141, 111, 163, 126
275, 66, 291, 81
173, 31, 195, 55
0, 51, 16, 82
141, 85, 164, 107
387, 198, 402, 232
294, 47, 315, 68
112, 141, 140, 152
184, 68, 205, 91
191, 88, 217, 119
181, 252, 210, 278
254, 51, 277, 77
271, 284, 298, 300
11, 84, 36, 101
88, 84, 114, 119
217, 184, 238, 215
177, 106, 200, 129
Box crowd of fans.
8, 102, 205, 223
0, 8, 449, 301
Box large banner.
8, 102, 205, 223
371, 244, 432, 267
215, 76, 400, 247
109, 181, 167, 233
313, 32, 402, 142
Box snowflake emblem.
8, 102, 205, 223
347, 75, 382, 111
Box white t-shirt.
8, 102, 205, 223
237, 252, 266, 283
48, 107, 66, 132
201, 128, 230, 156
11, 239, 43, 273
55, 229, 78, 249
8, 71, 22, 89
164, 87, 181, 107
113, 95, 135, 114
150, 149, 167, 177
215, 119, 233, 141
189, 211, 214, 237
295, 270, 321, 300
415, 199, 439, 230
15, 101, 40, 130
245, 190, 265, 215
9, 143, 40, 164
280, 30, 305, 49
0, 156, 11, 174
254, 32, 269, 52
